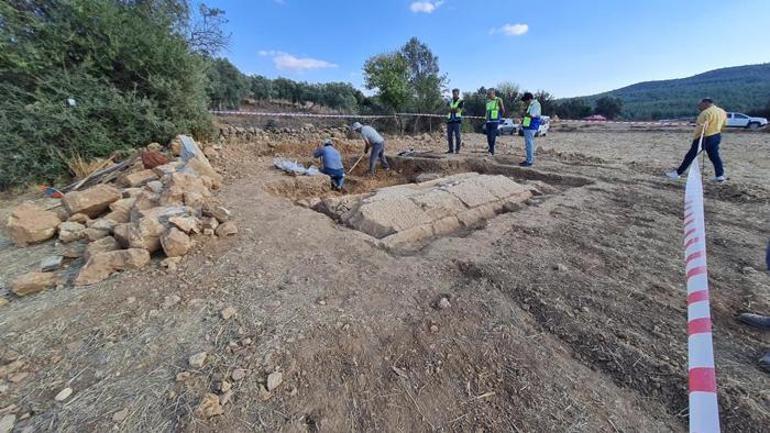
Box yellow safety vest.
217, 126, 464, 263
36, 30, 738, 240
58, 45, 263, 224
447, 99, 463, 122
486, 98, 502, 121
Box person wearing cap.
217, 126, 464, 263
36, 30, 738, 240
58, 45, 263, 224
666, 98, 728, 182
446, 88, 464, 154
313, 139, 345, 190
519, 92, 541, 167
351, 122, 390, 175
484, 88, 505, 156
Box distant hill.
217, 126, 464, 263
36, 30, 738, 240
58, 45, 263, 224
577, 63, 770, 120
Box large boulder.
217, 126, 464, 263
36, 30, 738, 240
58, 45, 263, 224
159, 172, 211, 208
177, 135, 223, 189
63, 184, 122, 218
75, 249, 151, 286
161, 227, 192, 257
6, 202, 61, 246
10, 272, 57, 296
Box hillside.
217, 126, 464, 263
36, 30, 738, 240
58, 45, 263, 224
580, 63, 770, 120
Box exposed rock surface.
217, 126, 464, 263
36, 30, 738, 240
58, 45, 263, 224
318, 173, 532, 249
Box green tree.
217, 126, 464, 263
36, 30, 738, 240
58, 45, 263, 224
555, 98, 592, 119
594, 96, 623, 119
250, 75, 274, 100
363, 52, 411, 113
206, 58, 248, 109
0, 0, 216, 189
401, 37, 446, 115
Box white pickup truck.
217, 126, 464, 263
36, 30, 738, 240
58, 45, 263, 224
726, 112, 767, 129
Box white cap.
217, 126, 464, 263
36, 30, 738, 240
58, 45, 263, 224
351, 122, 363, 131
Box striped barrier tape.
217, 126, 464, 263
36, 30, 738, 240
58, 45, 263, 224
683, 132, 720, 432
210, 110, 693, 126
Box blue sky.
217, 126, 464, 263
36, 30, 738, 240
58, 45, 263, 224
208, 0, 770, 97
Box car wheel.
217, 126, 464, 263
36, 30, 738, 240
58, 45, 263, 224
748, 122, 760, 130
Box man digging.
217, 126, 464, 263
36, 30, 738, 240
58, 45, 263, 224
351, 122, 390, 176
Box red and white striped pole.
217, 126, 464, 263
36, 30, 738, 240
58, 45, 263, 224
683, 124, 720, 433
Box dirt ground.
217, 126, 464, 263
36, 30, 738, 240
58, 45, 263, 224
1, 125, 769, 432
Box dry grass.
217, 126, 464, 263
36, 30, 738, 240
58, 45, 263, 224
63, 153, 115, 180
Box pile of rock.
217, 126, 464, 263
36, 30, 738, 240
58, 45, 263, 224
4, 135, 236, 297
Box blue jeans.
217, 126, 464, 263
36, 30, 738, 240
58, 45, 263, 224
676, 134, 724, 177
523, 129, 536, 163
486, 121, 499, 154
369, 141, 390, 174
447, 122, 461, 153
320, 167, 344, 189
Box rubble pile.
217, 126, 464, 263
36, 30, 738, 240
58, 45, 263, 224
4, 135, 236, 298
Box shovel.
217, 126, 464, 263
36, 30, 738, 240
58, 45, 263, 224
348, 153, 366, 174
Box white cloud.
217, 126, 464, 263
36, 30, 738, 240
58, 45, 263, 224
490, 23, 529, 36
259, 50, 338, 71
410, 1, 444, 14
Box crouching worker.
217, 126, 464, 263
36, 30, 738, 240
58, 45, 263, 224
314, 139, 345, 190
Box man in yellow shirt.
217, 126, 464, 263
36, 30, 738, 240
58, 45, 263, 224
666, 98, 727, 182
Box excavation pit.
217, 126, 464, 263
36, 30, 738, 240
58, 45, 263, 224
266, 154, 593, 251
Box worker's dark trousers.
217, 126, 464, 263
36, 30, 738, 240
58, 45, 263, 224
369, 141, 390, 174
676, 133, 724, 177
447, 122, 462, 153
485, 121, 499, 155
321, 167, 344, 189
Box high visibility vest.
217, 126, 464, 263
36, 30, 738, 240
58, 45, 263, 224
447, 99, 463, 122
486, 98, 502, 121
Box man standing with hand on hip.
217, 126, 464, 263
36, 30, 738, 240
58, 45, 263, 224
446, 88, 464, 154
666, 98, 728, 182
520, 92, 541, 167
485, 88, 505, 156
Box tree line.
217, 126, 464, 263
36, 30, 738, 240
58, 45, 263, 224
0, 0, 685, 190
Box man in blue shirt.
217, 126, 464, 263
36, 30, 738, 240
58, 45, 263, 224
313, 139, 345, 190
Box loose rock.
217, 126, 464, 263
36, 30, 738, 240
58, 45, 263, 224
161, 228, 193, 257
221, 306, 237, 320
437, 297, 451, 310
215, 222, 238, 237
40, 256, 64, 272
75, 249, 150, 286
58, 221, 86, 243
67, 213, 91, 224
63, 184, 122, 217
204, 206, 231, 223
118, 169, 158, 188
169, 216, 201, 234
267, 371, 283, 391
10, 272, 56, 296
54, 387, 73, 402
188, 352, 207, 369
195, 393, 224, 419
84, 236, 120, 261
6, 202, 62, 246
161, 295, 181, 309
112, 407, 129, 423
231, 368, 246, 381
